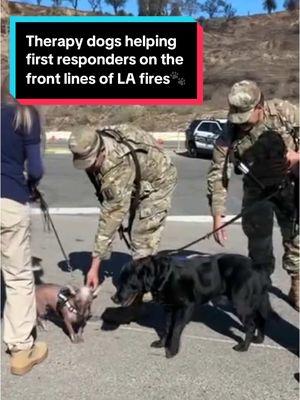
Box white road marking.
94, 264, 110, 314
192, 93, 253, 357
30, 207, 100, 215
88, 322, 291, 352
30, 208, 240, 223
45, 131, 185, 143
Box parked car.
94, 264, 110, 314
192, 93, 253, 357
185, 118, 227, 157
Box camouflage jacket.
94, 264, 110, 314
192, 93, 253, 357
92, 125, 176, 259
207, 99, 299, 216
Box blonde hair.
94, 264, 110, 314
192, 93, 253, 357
1, 73, 38, 134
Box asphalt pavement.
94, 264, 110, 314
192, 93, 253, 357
38, 152, 243, 215
1, 151, 299, 400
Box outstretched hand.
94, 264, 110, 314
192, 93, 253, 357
213, 215, 228, 247
86, 269, 99, 290
86, 256, 101, 290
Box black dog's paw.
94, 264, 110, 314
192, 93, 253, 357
252, 335, 264, 344
151, 339, 165, 348
233, 342, 249, 352
165, 347, 178, 358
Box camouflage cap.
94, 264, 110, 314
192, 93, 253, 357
68, 128, 101, 170
228, 80, 261, 124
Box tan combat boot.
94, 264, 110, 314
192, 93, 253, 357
10, 342, 48, 375
288, 275, 300, 312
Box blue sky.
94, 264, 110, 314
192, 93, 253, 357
21, 0, 285, 15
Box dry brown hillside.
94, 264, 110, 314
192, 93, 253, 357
1, 1, 299, 131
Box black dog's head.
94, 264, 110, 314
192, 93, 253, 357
244, 130, 288, 187
111, 256, 171, 306
249, 130, 287, 162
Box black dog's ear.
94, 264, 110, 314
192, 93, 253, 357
135, 258, 155, 292
152, 257, 171, 291
143, 265, 155, 292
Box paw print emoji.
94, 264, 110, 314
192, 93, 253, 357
170, 71, 179, 79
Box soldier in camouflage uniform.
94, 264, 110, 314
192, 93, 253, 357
68, 124, 177, 289
207, 80, 300, 310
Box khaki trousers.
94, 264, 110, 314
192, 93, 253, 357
1, 198, 36, 351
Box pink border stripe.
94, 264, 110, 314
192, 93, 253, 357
197, 23, 203, 103
18, 98, 202, 105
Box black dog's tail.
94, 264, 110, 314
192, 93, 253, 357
259, 291, 280, 322
255, 268, 281, 321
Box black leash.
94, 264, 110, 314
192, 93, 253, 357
173, 136, 299, 254
173, 184, 283, 253
33, 187, 73, 272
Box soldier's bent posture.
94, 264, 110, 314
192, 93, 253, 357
207, 80, 299, 310
69, 125, 177, 289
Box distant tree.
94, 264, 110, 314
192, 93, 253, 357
88, 0, 102, 12
170, 0, 182, 15
139, 0, 170, 15
200, 0, 226, 18
182, 0, 201, 15
284, 0, 299, 11
117, 8, 131, 14
223, 2, 236, 19
36, 0, 42, 4
150, 0, 169, 15
68, 0, 79, 10
263, 0, 277, 14
52, 0, 62, 7
138, 0, 148, 15
105, 0, 126, 14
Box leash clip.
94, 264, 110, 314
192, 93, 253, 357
57, 292, 78, 314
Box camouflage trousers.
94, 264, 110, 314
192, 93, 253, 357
242, 184, 299, 276
131, 164, 177, 260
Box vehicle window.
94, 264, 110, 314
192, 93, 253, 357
198, 122, 210, 131
209, 123, 222, 134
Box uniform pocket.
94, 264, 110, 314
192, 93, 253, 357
139, 207, 154, 220
139, 206, 168, 225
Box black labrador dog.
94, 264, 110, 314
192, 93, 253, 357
112, 253, 271, 358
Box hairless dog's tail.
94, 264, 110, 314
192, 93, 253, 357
32, 256, 44, 285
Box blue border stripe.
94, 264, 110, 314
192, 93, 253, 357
9, 17, 16, 97
10, 16, 195, 23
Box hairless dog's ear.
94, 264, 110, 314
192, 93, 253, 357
61, 285, 78, 298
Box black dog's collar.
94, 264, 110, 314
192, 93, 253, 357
57, 291, 78, 314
